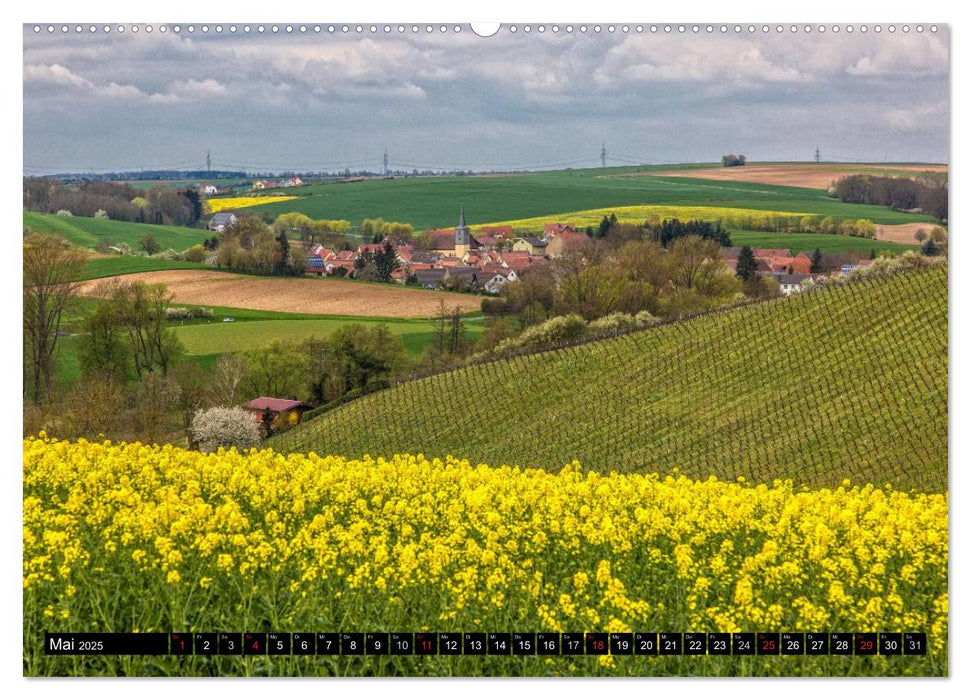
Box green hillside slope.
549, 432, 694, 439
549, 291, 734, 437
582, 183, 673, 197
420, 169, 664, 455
238, 165, 942, 230
272, 266, 948, 491
23, 211, 207, 250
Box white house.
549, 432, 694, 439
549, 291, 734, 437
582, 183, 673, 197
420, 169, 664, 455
479, 273, 507, 295
208, 212, 238, 232
776, 273, 809, 296
201, 185, 219, 195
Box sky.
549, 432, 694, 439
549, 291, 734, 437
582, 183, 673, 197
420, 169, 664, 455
22, 24, 950, 174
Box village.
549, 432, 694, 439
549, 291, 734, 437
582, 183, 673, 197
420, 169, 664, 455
272, 208, 877, 297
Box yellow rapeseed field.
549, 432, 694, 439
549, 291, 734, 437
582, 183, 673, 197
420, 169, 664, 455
476, 205, 815, 235
23, 436, 948, 676
207, 196, 299, 213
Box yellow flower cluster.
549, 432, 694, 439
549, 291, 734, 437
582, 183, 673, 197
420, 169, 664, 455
206, 196, 298, 213
23, 436, 947, 662
477, 205, 813, 235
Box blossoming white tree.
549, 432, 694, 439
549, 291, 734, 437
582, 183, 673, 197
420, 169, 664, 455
189, 406, 261, 453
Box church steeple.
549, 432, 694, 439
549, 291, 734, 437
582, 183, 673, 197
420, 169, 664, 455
455, 205, 471, 256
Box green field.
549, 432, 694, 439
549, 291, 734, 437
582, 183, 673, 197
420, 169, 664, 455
174, 317, 485, 357
227, 164, 943, 231
53, 307, 485, 388
23, 211, 208, 250
729, 230, 914, 255
273, 265, 948, 491
79, 257, 207, 280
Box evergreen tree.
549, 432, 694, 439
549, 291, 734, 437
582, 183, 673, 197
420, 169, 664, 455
275, 230, 291, 275
182, 188, 203, 224
810, 248, 824, 274
921, 239, 941, 257
598, 215, 612, 238
736, 246, 758, 281
374, 241, 401, 282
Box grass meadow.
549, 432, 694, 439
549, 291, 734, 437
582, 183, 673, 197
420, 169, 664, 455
232, 165, 943, 231
24, 211, 208, 251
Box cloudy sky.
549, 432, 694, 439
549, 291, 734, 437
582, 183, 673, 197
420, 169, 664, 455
22, 25, 949, 174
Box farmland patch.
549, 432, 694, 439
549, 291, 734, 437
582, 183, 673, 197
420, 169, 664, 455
77, 269, 482, 318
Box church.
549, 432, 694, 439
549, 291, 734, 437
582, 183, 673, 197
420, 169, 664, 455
423, 207, 481, 256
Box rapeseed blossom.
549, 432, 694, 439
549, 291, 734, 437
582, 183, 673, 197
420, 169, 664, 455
23, 436, 948, 669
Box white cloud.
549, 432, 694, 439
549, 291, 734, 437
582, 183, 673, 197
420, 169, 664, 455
21, 29, 950, 169
23, 63, 93, 88
167, 78, 228, 98
24, 62, 178, 103
593, 37, 812, 88
884, 101, 948, 132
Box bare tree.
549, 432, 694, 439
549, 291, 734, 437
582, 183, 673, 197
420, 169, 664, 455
110, 281, 183, 376
209, 354, 249, 406
23, 235, 85, 403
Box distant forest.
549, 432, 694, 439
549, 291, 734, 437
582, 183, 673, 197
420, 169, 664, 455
831, 173, 948, 222
23, 178, 203, 227
27, 170, 247, 182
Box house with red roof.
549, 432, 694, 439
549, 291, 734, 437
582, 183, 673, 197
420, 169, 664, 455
394, 244, 415, 264
478, 225, 513, 240
754, 248, 791, 259
325, 260, 357, 276
545, 222, 577, 237
546, 231, 591, 258
497, 250, 530, 268
766, 256, 796, 274
242, 397, 310, 428
357, 243, 385, 255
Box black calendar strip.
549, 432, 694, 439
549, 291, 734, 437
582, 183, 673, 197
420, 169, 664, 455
46, 632, 927, 656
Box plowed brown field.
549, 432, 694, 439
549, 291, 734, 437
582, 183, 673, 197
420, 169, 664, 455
78, 270, 482, 318
874, 223, 944, 244
636, 164, 947, 190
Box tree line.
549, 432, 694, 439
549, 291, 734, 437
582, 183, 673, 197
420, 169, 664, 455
830, 173, 948, 222
23, 178, 203, 227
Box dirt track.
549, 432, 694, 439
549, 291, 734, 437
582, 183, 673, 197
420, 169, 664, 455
78, 270, 482, 318
636, 164, 948, 190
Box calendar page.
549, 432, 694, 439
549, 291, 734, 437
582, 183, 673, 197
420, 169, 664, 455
22, 19, 948, 678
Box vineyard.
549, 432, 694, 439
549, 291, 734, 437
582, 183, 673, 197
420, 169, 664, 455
273, 265, 948, 492
23, 437, 948, 676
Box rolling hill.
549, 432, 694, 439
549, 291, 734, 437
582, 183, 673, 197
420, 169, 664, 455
231, 164, 943, 231
272, 265, 948, 491
23, 211, 208, 250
